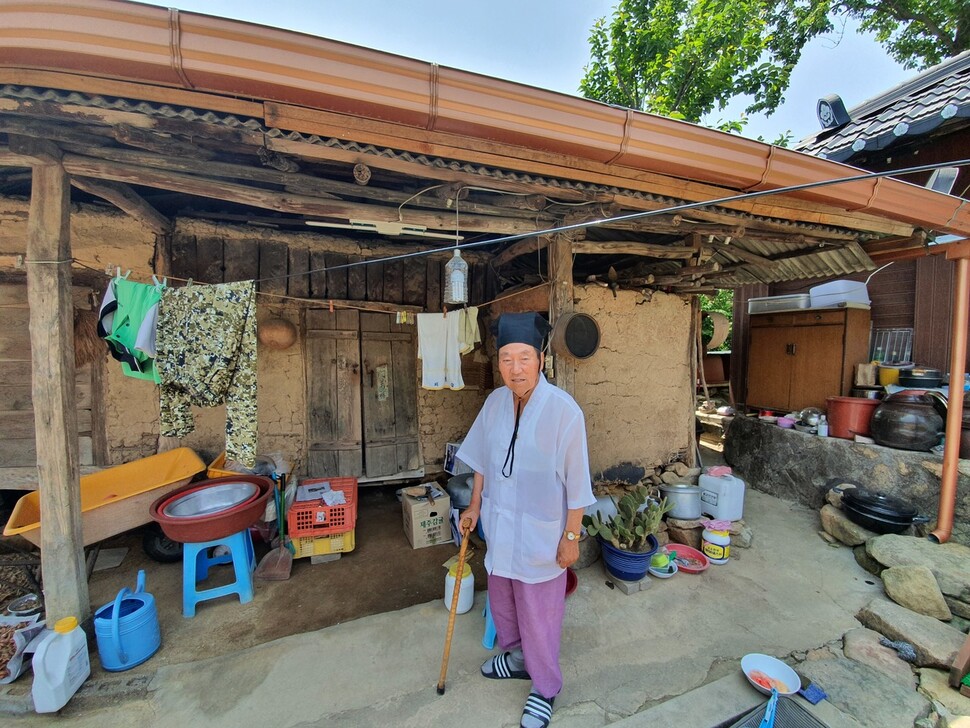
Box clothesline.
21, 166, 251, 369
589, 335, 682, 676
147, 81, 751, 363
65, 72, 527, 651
71, 257, 544, 315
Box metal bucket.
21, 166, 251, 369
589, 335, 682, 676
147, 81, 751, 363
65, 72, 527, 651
94, 570, 161, 672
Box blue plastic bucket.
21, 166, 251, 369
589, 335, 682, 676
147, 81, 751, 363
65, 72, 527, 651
94, 570, 161, 672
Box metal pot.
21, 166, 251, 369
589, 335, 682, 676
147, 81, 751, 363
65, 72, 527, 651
850, 386, 884, 400
658, 483, 701, 520
834, 483, 930, 534
897, 367, 943, 388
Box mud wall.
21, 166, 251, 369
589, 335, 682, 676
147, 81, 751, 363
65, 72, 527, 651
572, 286, 694, 479
0, 203, 484, 477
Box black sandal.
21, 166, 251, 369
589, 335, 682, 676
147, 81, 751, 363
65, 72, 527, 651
480, 652, 530, 680
520, 692, 555, 728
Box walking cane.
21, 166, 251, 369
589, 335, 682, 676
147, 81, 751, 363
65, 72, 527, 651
436, 517, 472, 695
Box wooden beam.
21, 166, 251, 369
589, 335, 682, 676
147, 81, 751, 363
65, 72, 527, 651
573, 241, 696, 259
8, 135, 62, 165
548, 234, 575, 394
0, 145, 35, 167
492, 237, 551, 268
60, 154, 540, 235
709, 242, 777, 266
26, 162, 89, 623
70, 176, 173, 235
113, 124, 216, 159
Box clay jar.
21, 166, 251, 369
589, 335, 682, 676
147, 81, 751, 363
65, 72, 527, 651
870, 391, 944, 451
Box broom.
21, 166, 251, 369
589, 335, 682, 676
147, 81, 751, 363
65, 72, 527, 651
254, 474, 293, 580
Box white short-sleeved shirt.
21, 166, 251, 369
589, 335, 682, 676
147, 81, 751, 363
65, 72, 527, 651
457, 374, 595, 583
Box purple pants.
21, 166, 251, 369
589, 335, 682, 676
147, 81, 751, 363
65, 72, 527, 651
488, 571, 567, 699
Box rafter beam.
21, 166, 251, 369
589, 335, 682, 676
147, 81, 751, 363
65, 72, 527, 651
60, 154, 539, 235
8, 134, 62, 165
492, 237, 552, 267
0, 146, 35, 167
572, 241, 696, 259
70, 175, 173, 235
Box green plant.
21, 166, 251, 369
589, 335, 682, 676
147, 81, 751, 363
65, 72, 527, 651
582, 485, 673, 552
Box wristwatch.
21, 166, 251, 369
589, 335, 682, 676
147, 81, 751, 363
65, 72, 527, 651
563, 530, 579, 541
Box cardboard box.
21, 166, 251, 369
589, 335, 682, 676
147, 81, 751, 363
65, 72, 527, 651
402, 485, 451, 549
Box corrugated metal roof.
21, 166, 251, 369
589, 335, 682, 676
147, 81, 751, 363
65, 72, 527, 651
0, 84, 879, 288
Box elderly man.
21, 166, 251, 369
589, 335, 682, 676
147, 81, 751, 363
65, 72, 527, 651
457, 312, 595, 728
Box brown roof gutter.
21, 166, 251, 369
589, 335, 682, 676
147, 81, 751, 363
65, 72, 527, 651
1, 0, 968, 236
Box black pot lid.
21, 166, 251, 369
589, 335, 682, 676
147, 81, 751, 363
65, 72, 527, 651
842, 487, 917, 519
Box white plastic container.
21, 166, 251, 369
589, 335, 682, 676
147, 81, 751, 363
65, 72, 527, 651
808, 280, 870, 309
702, 527, 731, 564
699, 473, 746, 521
32, 616, 90, 713
443, 562, 474, 615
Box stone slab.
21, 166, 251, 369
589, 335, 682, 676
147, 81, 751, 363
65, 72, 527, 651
857, 597, 966, 669
796, 652, 931, 728
867, 535, 970, 606
820, 503, 878, 546
843, 627, 917, 689
918, 668, 970, 718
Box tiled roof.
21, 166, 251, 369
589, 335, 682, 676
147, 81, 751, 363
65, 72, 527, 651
796, 50, 970, 162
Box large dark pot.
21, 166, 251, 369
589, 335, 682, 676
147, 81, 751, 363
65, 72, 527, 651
598, 534, 658, 582
870, 391, 944, 451
832, 483, 930, 534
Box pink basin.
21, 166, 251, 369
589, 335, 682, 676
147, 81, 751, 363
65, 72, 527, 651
149, 475, 272, 543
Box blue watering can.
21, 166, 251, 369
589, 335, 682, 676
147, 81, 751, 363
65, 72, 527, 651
93, 570, 161, 671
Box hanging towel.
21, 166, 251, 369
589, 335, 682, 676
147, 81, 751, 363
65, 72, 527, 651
417, 311, 464, 390
156, 281, 258, 467
97, 278, 163, 382
457, 306, 481, 355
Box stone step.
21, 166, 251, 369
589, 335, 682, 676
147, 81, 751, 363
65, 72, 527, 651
606, 671, 863, 728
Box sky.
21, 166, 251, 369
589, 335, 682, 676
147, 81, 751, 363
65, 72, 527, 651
129, 0, 913, 143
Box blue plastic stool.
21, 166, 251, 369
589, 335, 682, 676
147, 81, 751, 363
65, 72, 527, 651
182, 529, 255, 618
482, 594, 496, 650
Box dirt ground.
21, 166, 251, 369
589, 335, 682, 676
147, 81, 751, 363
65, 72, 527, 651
2, 483, 488, 676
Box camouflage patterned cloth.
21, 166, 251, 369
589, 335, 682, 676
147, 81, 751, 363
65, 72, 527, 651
156, 281, 257, 467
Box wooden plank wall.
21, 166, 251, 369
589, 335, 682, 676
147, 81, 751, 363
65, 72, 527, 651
0, 284, 94, 466
169, 234, 487, 310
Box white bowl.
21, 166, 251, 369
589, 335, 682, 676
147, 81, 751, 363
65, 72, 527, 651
758, 415, 778, 424
740, 653, 800, 696
648, 561, 678, 579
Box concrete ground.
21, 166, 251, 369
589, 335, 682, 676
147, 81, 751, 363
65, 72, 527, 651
4, 486, 891, 727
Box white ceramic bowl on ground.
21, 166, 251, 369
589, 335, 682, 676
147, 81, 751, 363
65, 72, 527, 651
740, 653, 800, 696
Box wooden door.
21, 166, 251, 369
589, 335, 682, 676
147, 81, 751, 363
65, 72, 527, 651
360, 312, 419, 478
746, 326, 792, 411
789, 325, 844, 411
306, 309, 363, 477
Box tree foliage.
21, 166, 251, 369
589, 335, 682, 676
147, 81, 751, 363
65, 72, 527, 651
580, 0, 967, 127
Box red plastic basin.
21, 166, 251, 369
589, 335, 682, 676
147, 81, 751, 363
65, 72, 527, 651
149, 475, 272, 543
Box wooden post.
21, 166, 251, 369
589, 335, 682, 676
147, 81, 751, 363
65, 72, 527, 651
548, 233, 575, 395
26, 163, 89, 623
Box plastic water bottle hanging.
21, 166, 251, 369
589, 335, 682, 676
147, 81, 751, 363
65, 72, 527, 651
444, 249, 468, 305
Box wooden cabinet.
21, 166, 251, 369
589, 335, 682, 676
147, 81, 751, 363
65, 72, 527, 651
746, 308, 871, 412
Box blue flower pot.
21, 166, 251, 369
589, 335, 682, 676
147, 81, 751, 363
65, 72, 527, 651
599, 534, 659, 582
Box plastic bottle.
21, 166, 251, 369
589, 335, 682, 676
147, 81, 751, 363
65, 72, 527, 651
443, 562, 474, 614
817, 415, 829, 437
32, 616, 91, 713
702, 527, 730, 565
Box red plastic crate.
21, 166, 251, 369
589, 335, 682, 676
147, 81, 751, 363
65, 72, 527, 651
287, 477, 358, 538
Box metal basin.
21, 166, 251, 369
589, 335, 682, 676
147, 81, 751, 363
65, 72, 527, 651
162, 482, 258, 518
150, 475, 272, 543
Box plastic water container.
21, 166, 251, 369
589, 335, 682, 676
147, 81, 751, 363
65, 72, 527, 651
702, 527, 731, 565
31, 616, 90, 713
443, 562, 474, 615
699, 473, 746, 521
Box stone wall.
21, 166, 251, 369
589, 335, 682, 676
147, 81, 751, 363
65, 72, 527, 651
572, 286, 694, 479
724, 415, 970, 546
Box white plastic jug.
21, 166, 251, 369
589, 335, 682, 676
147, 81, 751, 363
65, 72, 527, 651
443, 563, 474, 615
31, 616, 90, 713
699, 473, 746, 521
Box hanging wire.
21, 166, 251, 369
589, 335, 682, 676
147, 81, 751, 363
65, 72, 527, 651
248, 157, 970, 285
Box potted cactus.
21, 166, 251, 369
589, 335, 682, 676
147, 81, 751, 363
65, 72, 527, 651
582, 485, 672, 581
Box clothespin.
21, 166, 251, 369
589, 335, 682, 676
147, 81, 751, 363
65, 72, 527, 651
395, 312, 402, 325
152, 274, 168, 289
442, 305, 448, 318
329, 299, 334, 313
114, 267, 130, 280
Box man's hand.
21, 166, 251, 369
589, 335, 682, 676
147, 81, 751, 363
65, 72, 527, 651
557, 535, 579, 568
